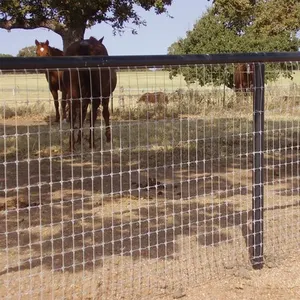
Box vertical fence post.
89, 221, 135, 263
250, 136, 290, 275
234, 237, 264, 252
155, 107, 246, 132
252, 62, 265, 269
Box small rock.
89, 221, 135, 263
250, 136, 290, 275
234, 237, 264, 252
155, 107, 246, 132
224, 263, 235, 270
235, 284, 244, 290
148, 177, 157, 186
14, 197, 29, 208
173, 288, 186, 299
160, 283, 168, 290
235, 268, 252, 280
266, 260, 277, 269
157, 191, 164, 196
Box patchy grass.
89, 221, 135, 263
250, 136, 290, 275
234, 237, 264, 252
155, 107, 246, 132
1, 69, 300, 120
1, 69, 300, 162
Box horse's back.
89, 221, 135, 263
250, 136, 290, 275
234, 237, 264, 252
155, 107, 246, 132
64, 38, 116, 99
138, 92, 169, 104
234, 63, 254, 92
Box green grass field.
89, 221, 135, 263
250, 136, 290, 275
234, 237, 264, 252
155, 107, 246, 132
1, 68, 300, 159
0, 70, 193, 119
1, 69, 300, 120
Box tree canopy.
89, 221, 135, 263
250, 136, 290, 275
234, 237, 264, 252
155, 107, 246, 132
209, 0, 300, 35
17, 46, 37, 57
0, 53, 13, 57
168, 6, 299, 88
0, 0, 173, 50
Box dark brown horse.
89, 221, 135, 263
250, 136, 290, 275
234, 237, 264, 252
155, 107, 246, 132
35, 39, 68, 122
63, 36, 117, 151
234, 63, 254, 93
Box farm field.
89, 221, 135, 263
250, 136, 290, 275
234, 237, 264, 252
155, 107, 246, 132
1, 68, 300, 299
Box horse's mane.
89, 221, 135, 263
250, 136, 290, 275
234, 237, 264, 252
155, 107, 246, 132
49, 46, 63, 56
88, 36, 99, 44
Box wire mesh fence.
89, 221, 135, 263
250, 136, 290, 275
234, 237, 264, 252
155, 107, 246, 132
0, 55, 300, 299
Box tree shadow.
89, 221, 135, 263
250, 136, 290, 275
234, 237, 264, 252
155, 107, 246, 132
2, 193, 299, 277
0, 197, 254, 275
1, 116, 300, 277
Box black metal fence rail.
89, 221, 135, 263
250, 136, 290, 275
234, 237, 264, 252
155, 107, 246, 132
0, 51, 300, 69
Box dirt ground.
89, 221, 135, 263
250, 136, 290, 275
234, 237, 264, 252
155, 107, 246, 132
161, 252, 300, 300
1, 115, 300, 299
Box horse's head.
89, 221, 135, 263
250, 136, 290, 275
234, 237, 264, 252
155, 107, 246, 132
35, 40, 51, 57
87, 36, 108, 56
99, 36, 104, 44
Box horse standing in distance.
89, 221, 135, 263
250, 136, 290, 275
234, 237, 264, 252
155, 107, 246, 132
35, 39, 68, 123
137, 92, 169, 104
233, 63, 254, 94
63, 36, 117, 151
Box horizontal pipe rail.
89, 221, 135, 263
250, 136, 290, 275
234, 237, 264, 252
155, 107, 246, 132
0, 52, 300, 70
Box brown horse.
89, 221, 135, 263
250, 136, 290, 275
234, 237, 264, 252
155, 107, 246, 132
234, 63, 254, 93
137, 92, 169, 104
63, 36, 117, 151
35, 39, 68, 122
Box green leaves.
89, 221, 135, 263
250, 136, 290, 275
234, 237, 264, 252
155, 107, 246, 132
17, 45, 37, 57
0, 0, 173, 34
210, 0, 300, 36
168, 6, 300, 88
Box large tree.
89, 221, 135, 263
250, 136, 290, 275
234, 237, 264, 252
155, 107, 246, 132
168, 7, 299, 88
17, 46, 37, 57
209, 0, 300, 35
0, 0, 173, 50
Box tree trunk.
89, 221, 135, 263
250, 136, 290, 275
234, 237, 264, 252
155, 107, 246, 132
61, 27, 86, 51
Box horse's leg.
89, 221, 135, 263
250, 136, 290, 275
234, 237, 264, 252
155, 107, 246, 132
50, 89, 60, 122
102, 98, 111, 143
61, 89, 68, 123
77, 99, 89, 146
89, 99, 101, 148
69, 99, 77, 152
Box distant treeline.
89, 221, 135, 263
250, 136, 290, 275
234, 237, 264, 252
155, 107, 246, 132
0, 53, 14, 57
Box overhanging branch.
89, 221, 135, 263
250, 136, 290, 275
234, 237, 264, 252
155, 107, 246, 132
0, 17, 65, 34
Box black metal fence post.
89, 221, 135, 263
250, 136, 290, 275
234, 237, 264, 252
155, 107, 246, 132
252, 62, 265, 269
